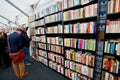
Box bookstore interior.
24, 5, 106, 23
0, 0, 120, 80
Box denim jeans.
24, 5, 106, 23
23, 47, 30, 64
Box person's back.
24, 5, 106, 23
9, 32, 22, 53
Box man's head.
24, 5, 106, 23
15, 27, 23, 34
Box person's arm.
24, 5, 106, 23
24, 33, 31, 42
18, 35, 23, 48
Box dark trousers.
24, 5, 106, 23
0, 52, 11, 68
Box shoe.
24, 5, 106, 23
20, 72, 29, 79
25, 63, 31, 66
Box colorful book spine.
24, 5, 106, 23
47, 37, 63, 46
48, 52, 64, 65
38, 56, 48, 66
64, 38, 96, 51
49, 61, 64, 74
38, 50, 47, 58
63, 4, 97, 21
106, 20, 120, 33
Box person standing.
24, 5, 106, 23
0, 31, 10, 68
21, 27, 31, 65
8, 28, 28, 78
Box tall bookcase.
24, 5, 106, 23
30, 0, 120, 80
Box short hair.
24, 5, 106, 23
16, 27, 23, 32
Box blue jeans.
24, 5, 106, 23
23, 47, 30, 64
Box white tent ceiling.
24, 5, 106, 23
0, 0, 39, 27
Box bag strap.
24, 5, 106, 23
7, 36, 11, 53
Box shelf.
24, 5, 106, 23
34, 11, 62, 22
36, 34, 45, 36
63, 16, 97, 24
107, 12, 120, 20
38, 48, 47, 51
105, 33, 120, 39
47, 43, 63, 47
38, 61, 69, 79
65, 67, 93, 79
104, 53, 120, 60
48, 59, 64, 66
36, 42, 46, 44
102, 69, 120, 76
30, 34, 36, 36
45, 21, 62, 27
38, 55, 47, 59
34, 17, 44, 21
46, 33, 63, 37
64, 33, 96, 39
35, 25, 45, 29
64, 46, 95, 54
66, 59, 94, 68
47, 50, 63, 56
63, 0, 97, 12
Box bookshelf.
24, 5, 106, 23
30, 0, 120, 80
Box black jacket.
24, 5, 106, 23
21, 32, 31, 47
0, 38, 7, 53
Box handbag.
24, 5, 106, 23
9, 49, 26, 64
7, 37, 26, 64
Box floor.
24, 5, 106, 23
0, 58, 70, 80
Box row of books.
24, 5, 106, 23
103, 57, 120, 74
63, 4, 97, 21
102, 71, 119, 80
48, 52, 64, 65
38, 56, 48, 66
65, 60, 94, 78
64, 38, 96, 51
36, 28, 45, 34
108, 0, 120, 14
38, 43, 46, 50
65, 49, 95, 67
63, 0, 94, 9
35, 19, 44, 27
35, 36, 46, 43
104, 40, 120, 55
47, 37, 63, 46
41, 1, 62, 17
46, 24, 63, 34
65, 69, 92, 80
38, 50, 47, 58
49, 61, 64, 74
47, 44, 64, 54
45, 12, 62, 23
106, 20, 120, 33
64, 22, 96, 33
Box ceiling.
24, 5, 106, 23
0, 0, 39, 27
